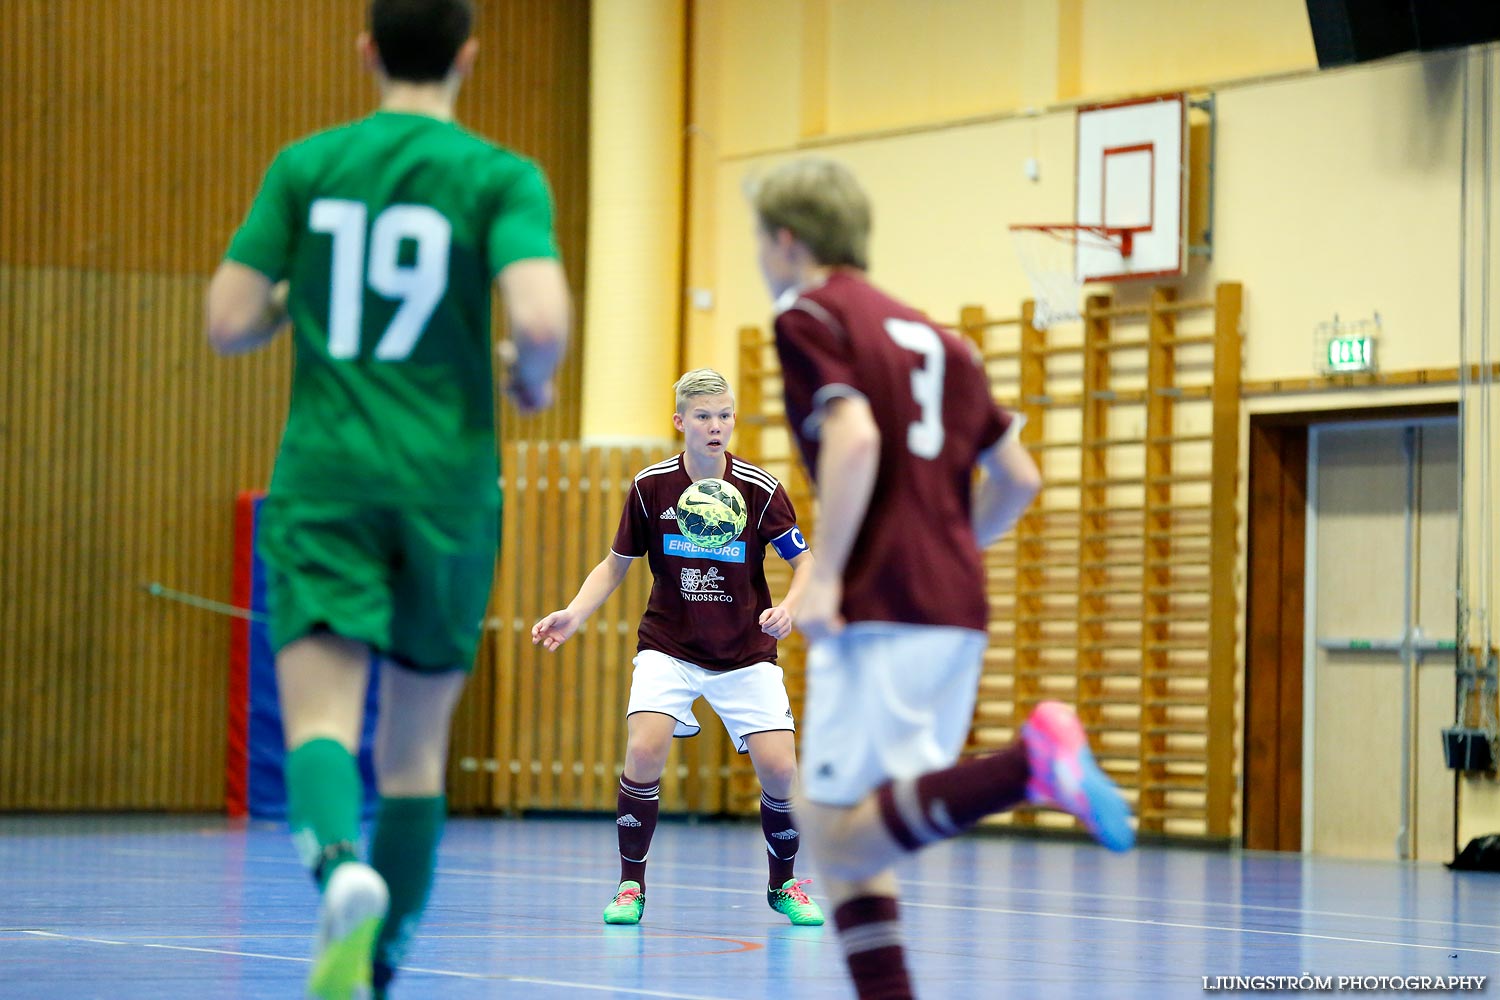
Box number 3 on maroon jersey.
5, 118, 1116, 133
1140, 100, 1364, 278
882, 318, 946, 459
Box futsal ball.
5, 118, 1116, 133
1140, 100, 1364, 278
675, 478, 748, 549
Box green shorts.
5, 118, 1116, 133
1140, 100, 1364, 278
257, 496, 499, 673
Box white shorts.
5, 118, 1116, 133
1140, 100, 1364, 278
626, 649, 795, 754
800, 622, 987, 806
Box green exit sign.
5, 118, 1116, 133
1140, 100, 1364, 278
1326, 335, 1375, 373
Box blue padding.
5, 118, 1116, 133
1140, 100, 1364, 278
246, 496, 381, 819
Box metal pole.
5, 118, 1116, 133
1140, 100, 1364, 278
1457, 51, 1470, 698
1399, 426, 1417, 860
1482, 48, 1494, 662
1484, 48, 1498, 739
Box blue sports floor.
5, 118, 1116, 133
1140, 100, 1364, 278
1, 814, 1496, 998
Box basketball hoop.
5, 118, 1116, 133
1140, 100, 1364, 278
1009, 224, 1137, 329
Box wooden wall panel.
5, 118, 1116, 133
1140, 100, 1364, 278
1, 0, 589, 442
1, 1, 589, 811
0, 266, 290, 809
486, 442, 675, 814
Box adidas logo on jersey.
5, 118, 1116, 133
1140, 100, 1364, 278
617, 813, 643, 827
660, 508, 678, 519
770, 829, 799, 840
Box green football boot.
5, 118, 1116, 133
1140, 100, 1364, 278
768, 878, 825, 926
603, 880, 645, 924
307, 862, 388, 1000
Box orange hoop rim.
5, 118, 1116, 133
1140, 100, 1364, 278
1009, 222, 1144, 257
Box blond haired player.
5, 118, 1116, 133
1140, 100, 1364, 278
532, 369, 825, 926
749, 158, 1134, 1000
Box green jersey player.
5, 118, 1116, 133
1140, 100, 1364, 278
205, 2, 571, 997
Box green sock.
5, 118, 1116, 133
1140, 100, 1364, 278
370, 795, 447, 972
284, 737, 363, 888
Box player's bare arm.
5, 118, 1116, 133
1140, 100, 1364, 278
531, 551, 634, 651
205, 262, 289, 355
971, 434, 1042, 547
797, 397, 880, 641
497, 257, 572, 413
759, 549, 814, 639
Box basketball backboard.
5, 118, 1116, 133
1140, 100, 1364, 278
1075, 93, 1188, 282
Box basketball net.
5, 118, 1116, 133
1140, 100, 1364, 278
1009, 224, 1128, 330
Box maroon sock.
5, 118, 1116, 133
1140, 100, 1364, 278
875, 742, 1029, 850
760, 792, 799, 887
833, 895, 913, 1000
617, 775, 660, 888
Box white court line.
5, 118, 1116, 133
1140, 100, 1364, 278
436, 847, 1500, 933
419, 973, 733, 999
21, 930, 306, 964
895, 901, 1500, 957
892, 874, 1500, 933
23, 872, 1498, 977
93, 843, 1500, 938
437, 866, 1500, 956
18, 930, 736, 1000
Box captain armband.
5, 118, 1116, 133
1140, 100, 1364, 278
770, 526, 809, 561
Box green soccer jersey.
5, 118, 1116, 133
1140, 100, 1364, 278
225, 110, 559, 507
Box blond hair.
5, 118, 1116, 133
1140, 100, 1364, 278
747, 158, 871, 270
673, 368, 733, 413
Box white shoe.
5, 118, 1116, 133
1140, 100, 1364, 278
307, 862, 389, 1000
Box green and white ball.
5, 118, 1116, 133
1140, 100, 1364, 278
675, 478, 749, 549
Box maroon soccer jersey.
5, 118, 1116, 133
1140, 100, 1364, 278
611, 452, 807, 670
773, 270, 1016, 631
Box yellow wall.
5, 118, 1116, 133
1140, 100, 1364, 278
713, 55, 1477, 383
669, 0, 1500, 842
1077, 0, 1316, 99
822, 1, 1033, 133
688, 0, 1325, 391
701, 52, 1473, 389
702, 0, 1315, 158
714, 0, 806, 157
580, 0, 685, 441
1210, 55, 1467, 379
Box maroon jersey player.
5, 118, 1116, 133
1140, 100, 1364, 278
531, 369, 826, 927
749, 158, 1135, 1000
